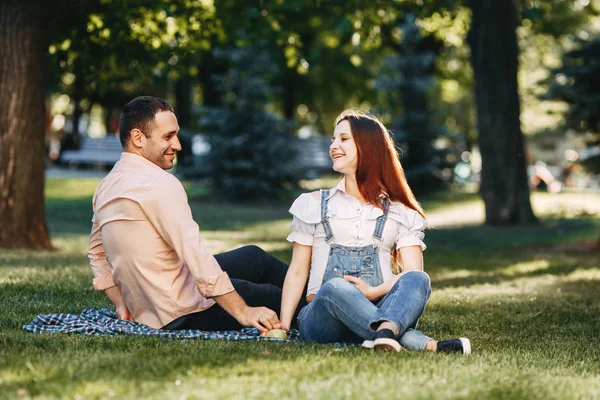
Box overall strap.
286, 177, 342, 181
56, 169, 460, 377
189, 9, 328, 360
372, 197, 390, 243
320, 190, 334, 243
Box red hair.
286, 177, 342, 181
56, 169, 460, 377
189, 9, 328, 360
335, 109, 425, 219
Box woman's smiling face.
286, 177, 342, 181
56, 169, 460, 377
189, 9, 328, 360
330, 120, 358, 175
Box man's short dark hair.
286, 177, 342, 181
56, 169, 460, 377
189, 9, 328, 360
119, 96, 173, 148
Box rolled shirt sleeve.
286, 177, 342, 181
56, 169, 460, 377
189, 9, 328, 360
141, 176, 235, 298
88, 209, 116, 291
394, 207, 427, 251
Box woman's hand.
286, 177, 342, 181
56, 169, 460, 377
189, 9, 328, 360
344, 275, 380, 301
260, 322, 290, 337
272, 322, 290, 332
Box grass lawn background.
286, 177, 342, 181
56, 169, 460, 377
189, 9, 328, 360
1, 177, 599, 399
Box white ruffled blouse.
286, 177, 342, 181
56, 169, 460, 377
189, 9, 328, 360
286, 178, 427, 296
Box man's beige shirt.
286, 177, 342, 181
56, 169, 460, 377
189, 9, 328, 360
88, 152, 234, 328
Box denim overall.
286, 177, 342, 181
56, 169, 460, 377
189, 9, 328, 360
297, 190, 433, 349
320, 189, 388, 288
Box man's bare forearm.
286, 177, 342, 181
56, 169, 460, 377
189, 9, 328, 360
212, 290, 248, 321
213, 290, 279, 332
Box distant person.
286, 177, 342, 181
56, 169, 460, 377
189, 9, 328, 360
88, 96, 304, 332
273, 110, 471, 354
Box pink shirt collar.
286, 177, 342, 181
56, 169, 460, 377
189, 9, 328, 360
115, 152, 165, 172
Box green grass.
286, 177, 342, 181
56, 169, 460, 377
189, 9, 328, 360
1, 178, 599, 399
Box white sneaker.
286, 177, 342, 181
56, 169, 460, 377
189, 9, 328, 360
374, 337, 403, 352
362, 329, 403, 352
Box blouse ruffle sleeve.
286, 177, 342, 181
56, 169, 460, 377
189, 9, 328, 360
389, 203, 427, 251
286, 192, 321, 246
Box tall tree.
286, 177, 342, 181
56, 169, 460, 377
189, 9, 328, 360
547, 37, 600, 155
0, 0, 53, 249
468, 0, 537, 225
376, 14, 449, 195
199, 47, 298, 199
547, 36, 600, 248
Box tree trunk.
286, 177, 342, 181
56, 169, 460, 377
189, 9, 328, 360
104, 107, 112, 135
0, 0, 53, 249
174, 74, 192, 128
468, 0, 537, 225
198, 48, 222, 107
70, 55, 85, 147
282, 69, 296, 121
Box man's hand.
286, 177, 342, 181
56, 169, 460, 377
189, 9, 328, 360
344, 275, 379, 301
213, 290, 279, 332
104, 286, 134, 321
116, 304, 134, 321
238, 306, 280, 333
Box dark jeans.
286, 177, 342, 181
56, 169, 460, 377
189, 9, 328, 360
162, 245, 307, 331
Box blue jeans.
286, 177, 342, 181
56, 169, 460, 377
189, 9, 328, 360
298, 271, 433, 351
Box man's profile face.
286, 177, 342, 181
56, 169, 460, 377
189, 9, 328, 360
141, 111, 181, 170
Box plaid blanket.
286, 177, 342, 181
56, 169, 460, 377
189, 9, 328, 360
22, 308, 301, 342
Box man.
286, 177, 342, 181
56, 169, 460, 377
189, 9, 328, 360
88, 96, 297, 332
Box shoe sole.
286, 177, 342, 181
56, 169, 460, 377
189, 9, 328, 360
458, 338, 471, 355
361, 339, 375, 349
374, 338, 403, 352
362, 338, 403, 352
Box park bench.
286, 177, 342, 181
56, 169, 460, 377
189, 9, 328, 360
58, 133, 332, 177
187, 135, 332, 178
296, 136, 332, 178
59, 135, 122, 168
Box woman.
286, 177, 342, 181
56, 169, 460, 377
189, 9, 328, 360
274, 110, 470, 353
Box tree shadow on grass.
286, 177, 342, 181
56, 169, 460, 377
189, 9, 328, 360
426, 217, 599, 252
0, 251, 87, 268
45, 197, 293, 235
46, 198, 94, 235
429, 260, 589, 289
6, 276, 599, 398
4, 279, 345, 398
188, 200, 291, 230
423, 217, 598, 280
422, 275, 600, 358
0, 337, 336, 398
